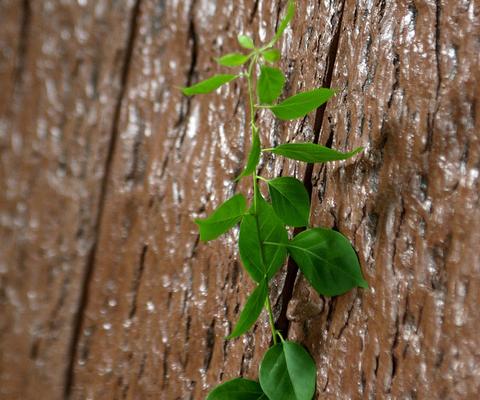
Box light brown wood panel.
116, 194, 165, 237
0, 0, 141, 398
1, 0, 479, 399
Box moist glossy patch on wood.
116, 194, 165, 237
0, 0, 479, 399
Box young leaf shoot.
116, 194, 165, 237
217, 53, 251, 67
183, 74, 237, 96
238, 34, 255, 49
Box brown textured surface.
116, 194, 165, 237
289, 1, 480, 399
1, 0, 479, 399
0, 0, 141, 398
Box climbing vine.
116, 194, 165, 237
182, 1, 367, 399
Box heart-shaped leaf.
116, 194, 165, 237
265, 142, 363, 163
239, 192, 288, 282
268, 88, 335, 120
259, 341, 316, 400
258, 66, 285, 105
207, 378, 266, 400
227, 279, 268, 339
287, 228, 368, 296
268, 177, 310, 227
183, 74, 237, 96
195, 194, 246, 241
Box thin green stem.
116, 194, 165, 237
256, 175, 269, 183
246, 53, 280, 345
276, 331, 286, 343
246, 55, 259, 212
265, 294, 277, 345
253, 175, 258, 213
246, 56, 257, 138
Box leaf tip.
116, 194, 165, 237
353, 146, 364, 155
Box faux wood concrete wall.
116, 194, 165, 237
1, 0, 479, 399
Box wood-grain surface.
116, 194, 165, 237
0, 1, 479, 399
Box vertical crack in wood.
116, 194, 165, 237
249, 0, 260, 23
128, 245, 149, 320
175, 0, 198, 129
425, 0, 442, 153
276, 0, 347, 337
10, 0, 31, 109
62, 0, 143, 397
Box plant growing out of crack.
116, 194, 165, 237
182, 1, 367, 399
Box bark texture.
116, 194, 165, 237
0, 1, 479, 399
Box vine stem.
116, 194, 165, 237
265, 294, 278, 345
246, 54, 280, 344
256, 175, 269, 183
246, 55, 259, 213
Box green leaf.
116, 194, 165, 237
195, 194, 246, 241
273, 0, 296, 43
287, 228, 368, 296
239, 192, 288, 282
265, 143, 363, 163
258, 66, 285, 105
217, 53, 251, 67
267, 88, 335, 120
227, 279, 268, 339
207, 378, 266, 400
238, 34, 255, 49
182, 74, 237, 96
262, 48, 281, 63
268, 177, 310, 227
259, 341, 316, 400
236, 128, 261, 181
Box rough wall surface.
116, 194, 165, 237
0, 0, 139, 398
0, 1, 479, 399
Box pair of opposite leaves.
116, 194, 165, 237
182, 11, 338, 121
183, 0, 296, 112
208, 340, 317, 400
200, 190, 368, 400
196, 185, 368, 341
183, 72, 338, 122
